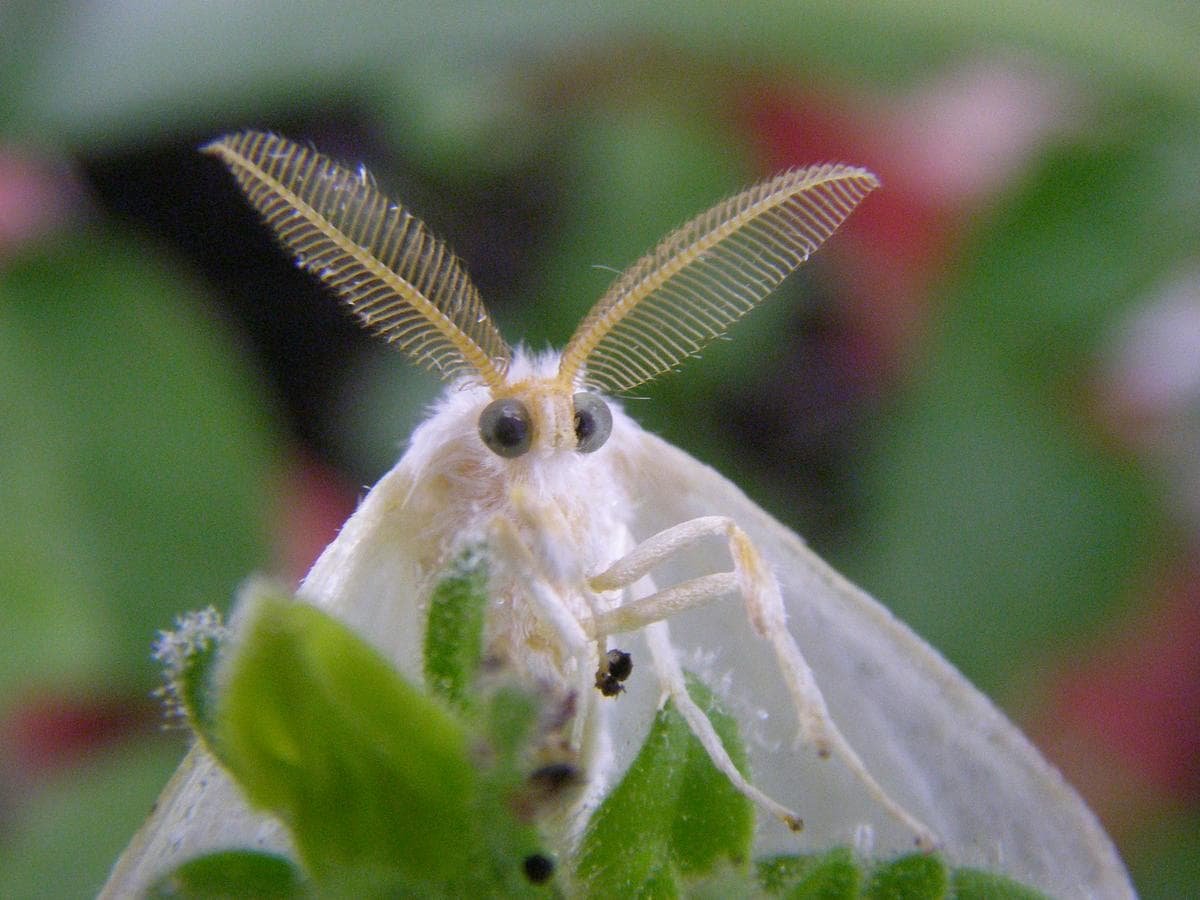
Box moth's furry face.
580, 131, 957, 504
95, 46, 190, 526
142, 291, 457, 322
402, 349, 634, 552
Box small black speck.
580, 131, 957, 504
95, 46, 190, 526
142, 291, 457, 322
523, 852, 555, 883
595, 673, 624, 696
606, 648, 633, 682
529, 762, 582, 793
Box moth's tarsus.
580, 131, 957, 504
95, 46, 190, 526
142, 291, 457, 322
594, 648, 633, 697
914, 832, 939, 853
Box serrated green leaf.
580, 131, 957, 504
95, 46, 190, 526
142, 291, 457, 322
423, 547, 489, 711
576, 672, 753, 893
756, 851, 1048, 899
214, 591, 474, 887
863, 853, 948, 900
151, 606, 229, 754
147, 850, 306, 898
178, 640, 223, 744
756, 848, 860, 898
211, 587, 554, 896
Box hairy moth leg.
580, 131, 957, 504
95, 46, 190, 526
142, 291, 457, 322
489, 516, 604, 763
646, 618, 804, 831
588, 516, 938, 851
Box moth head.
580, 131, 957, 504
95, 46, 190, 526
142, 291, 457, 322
203, 130, 878, 461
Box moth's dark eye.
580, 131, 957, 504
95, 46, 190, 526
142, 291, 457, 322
479, 398, 532, 458
572, 392, 612, 453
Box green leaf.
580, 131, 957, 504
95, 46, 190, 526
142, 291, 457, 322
213, 590, 475, 888
950, 867, 1050, 899
211, 586, 553, 896
0, 737, 185, 899
756, 848, 860, 898
151, 607, 229, 750
147, 850, 306, 898
756, 853, 1049, 900
423, 546, 489, 711
468, 682, 559, 895
575, 672, 753, 893
670, 678, 755, 876
863, 853, 948, 899
0, 231, 276, 700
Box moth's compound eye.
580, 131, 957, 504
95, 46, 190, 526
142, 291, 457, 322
479, 398, 533, 458
573, 392, 612, 453
522, 853, 555, 884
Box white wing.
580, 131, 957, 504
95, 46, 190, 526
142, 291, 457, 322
100, 459, 433, 897
103, 417, 1133, 899
610, 428, 1134, 900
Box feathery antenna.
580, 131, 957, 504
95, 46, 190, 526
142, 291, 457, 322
203, 131, 510, 388
557, 165, 879, 393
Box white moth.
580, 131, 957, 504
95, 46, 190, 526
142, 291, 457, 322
103, 131, 1133, 898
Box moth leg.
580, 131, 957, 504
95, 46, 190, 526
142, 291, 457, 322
588, 516, 938, 851
644, 618, 804, 832
489, 516, 602, 760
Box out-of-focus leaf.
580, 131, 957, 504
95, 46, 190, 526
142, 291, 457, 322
845, 117, 1199, 692
423, 546, 489, 713
148, 850, 306, 899
5, 2, 1199, 148
862, 853, 947, 899
0, 230, 277, 700
216, 592, 474, 885
214, 589, 549, 896
757, 848, 861, 897
0, 736, 186, 898
1126, 810, 1200, 900
957, 118, 1200, 388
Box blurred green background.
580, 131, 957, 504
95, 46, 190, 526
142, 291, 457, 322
2, 2, 1198, 896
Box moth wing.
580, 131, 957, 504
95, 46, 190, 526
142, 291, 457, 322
609, 428, 1133, 900
99, 743, 291, 898
101, 456, 434, 897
